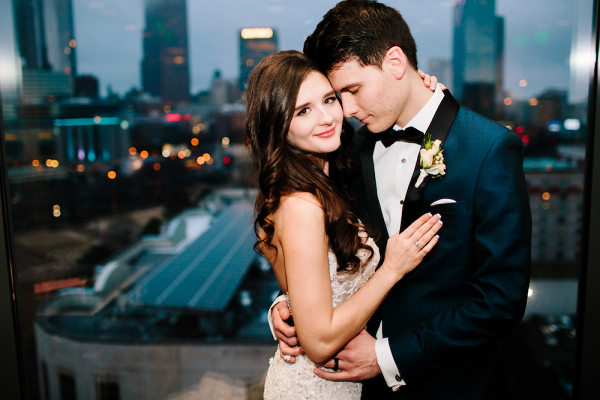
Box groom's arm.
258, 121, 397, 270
315, 129, 531, 385
385, 129, 531, 384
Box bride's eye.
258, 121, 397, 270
324, 96, 337, 104
297, 107, 310, 116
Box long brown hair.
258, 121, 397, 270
245, 50, 373, 273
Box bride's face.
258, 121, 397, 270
287, 71, 343, 155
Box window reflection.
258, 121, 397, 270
0, 0, 594, 399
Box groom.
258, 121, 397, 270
271, 1, 532, 398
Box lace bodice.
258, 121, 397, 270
263, 234, 380, 400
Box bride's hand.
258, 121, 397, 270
382, 213, 442, 280
419, 69, 446, 91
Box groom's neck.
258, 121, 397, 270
394, 70, 436, 128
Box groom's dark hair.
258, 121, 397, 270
303, 0, 418, 73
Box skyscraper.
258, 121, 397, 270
13, 0, 77, 101
239, 28, 278, 92
453, 0, 504, 118
141, 0, 190, 103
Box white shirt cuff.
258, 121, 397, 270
375, 324, 406, 391
267, 295, 288, 340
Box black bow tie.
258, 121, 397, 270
375, 126, 424, 148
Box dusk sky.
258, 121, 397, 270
70, 0, 593, 101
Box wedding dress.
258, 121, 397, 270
263, 234, 380, 400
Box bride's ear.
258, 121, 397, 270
384, 46, 407, 81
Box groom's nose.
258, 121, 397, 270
340, 93, 359, 118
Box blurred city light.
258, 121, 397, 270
77, 165, 85, 172
529, 98, 539, 106
222, 137, 230, 148
504, 97, 512, 106
140, 151, 149, 159
542, 192, 551, 201
165, 114, 182, 122
202, 153, 210, 161
108, 171, 116, 179
153, 163, 161, 171
223, 156, 231, 164
241, 27, 273, 39
32, 160, 39, 167
564, 119, 581, 131
519, 79, 527, 87
191, 138, 199, 146
129, 147, 137, 155
548, 121, 561, 132
197, 157, 205, 165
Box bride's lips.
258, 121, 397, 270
315, 127, 336, 138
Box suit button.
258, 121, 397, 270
401, 158, 406, 163
395, 374, 402, 381
400, 200, 404, 205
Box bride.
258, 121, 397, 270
244, 50, 442, 399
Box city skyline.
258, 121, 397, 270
69, 0, 590, 102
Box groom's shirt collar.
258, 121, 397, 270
393, 85, 445, 134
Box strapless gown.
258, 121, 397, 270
263, 234, 380, 399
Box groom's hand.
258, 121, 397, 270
272, 301, 303, 363
313, 329, 381, 381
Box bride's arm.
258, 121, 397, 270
276, 193, 440, 363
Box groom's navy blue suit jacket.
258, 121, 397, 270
351, 91, 532, 399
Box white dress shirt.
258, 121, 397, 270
374, 85, 445, 390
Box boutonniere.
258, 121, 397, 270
415, 135, 446, 188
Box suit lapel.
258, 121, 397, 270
360, 132, 389, 244
400, 90, 460, 232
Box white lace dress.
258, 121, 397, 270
263, 235, 380, 400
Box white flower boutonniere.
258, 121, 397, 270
415, 135, 446, 188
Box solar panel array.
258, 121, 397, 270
127, 201, 258, 311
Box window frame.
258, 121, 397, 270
2, 1, 600, 399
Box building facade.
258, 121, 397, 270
141, 0, 191, 103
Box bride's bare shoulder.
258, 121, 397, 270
274, 192, 325, 233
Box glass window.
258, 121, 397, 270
0, 1, 595, 399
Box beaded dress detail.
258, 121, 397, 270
263, 233, 380, 399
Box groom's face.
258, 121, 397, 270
327, 59, 402, 134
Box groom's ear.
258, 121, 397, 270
385, 46, 407, 81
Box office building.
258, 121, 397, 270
239, 27, 278, 92
453, 0, 504, 118
141, 0, 191, 103
13, 0, 77, 101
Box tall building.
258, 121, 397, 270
453, 0, 504, 118
13, 0, 77, 102
141, 0, 191, 103
239, 28, 278, 92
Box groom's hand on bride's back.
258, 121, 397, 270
273, 301, 304, 363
